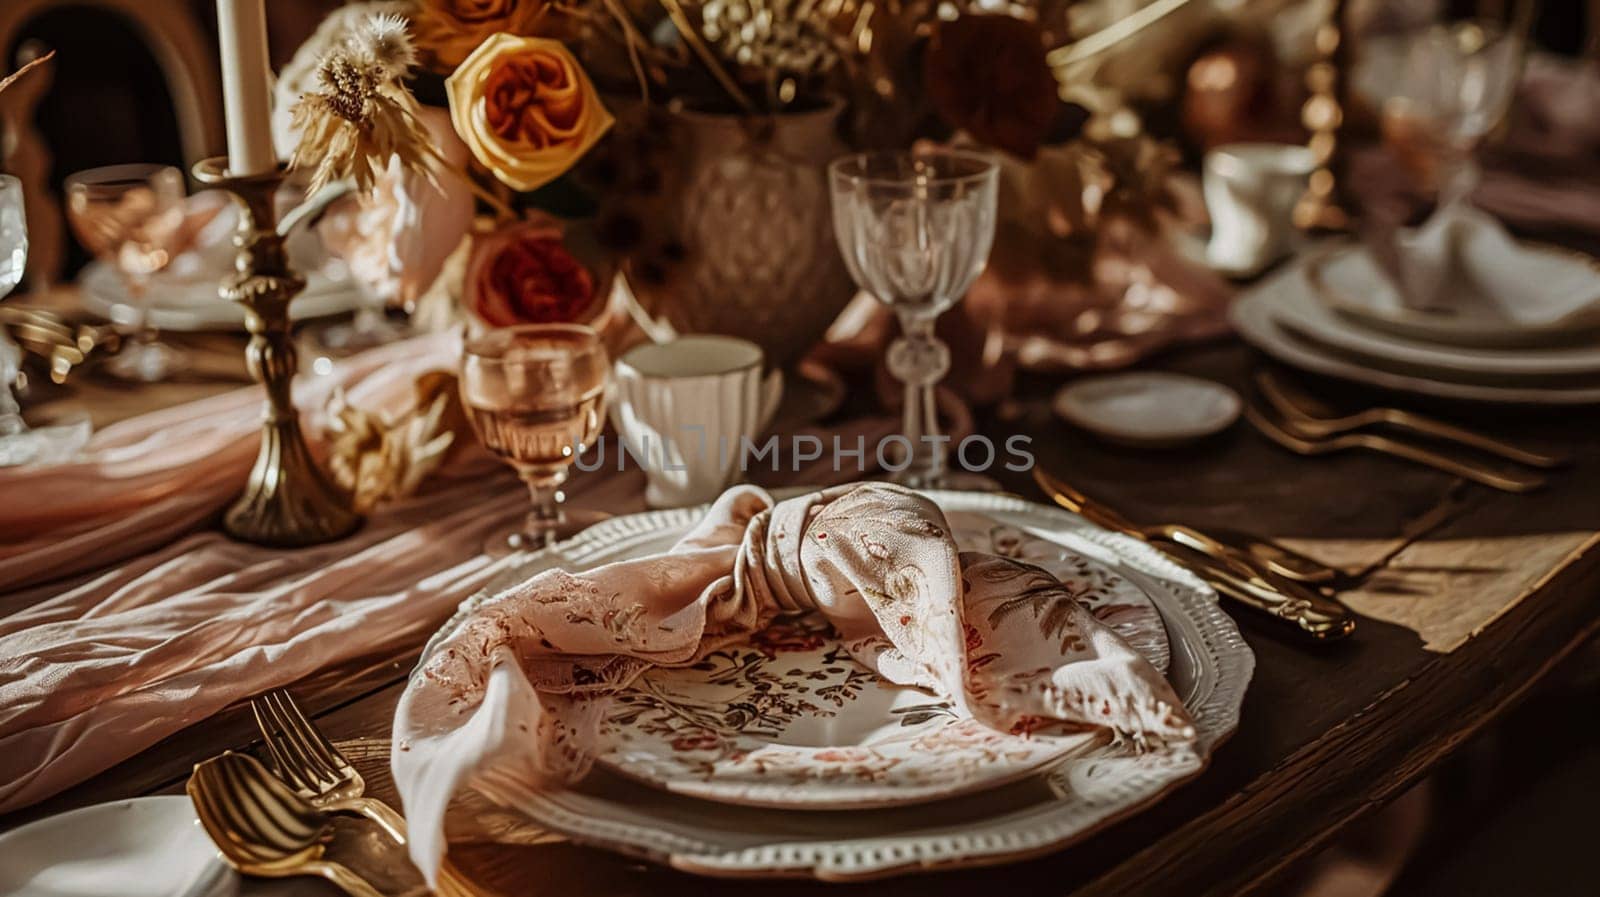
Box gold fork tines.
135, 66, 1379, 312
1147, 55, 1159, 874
252, 689, 483, 896
188, 752, 384, 897
1246, 404, 1547, 493
1256, 370, 1568, 469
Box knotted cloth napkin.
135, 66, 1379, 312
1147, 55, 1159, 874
393, 483, 1195, 882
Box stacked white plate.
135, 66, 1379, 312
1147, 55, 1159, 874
420, 490, 1254, 880
77, 202, 369, 332
1231, 243, 1600, 405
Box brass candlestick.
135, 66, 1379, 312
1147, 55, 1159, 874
193, 157, 362, 547
1294, 0, 1353, 233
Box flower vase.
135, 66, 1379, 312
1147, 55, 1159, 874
613, 103, 855, 369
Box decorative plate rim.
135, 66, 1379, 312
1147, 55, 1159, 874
421, 489, 1254, 881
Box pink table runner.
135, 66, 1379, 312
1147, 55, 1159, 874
0, 333, 892, 813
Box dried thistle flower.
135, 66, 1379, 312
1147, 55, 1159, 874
288, 14, 436, 195
358, 13, 419, 77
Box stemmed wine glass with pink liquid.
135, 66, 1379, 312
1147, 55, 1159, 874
460, 323, 610, 555
65, 164, 190, 382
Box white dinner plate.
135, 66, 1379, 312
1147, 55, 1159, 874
422, 490, 1252, 880
0, 795, 296, 897
1232, 264, 1600, 406
595, 510, 1171, 810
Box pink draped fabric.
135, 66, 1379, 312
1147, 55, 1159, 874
0, 337, 899, 814
0, 332, 466, 592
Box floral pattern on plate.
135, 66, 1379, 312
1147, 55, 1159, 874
594, 512, 1171, 809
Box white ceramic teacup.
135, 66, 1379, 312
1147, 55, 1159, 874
611, 335, 784, 508
1203, 143, 1315, 276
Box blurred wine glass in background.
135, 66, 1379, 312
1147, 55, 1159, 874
65, 163, 189, 382
1355, 18, 1524, 213
1, 175, 33, 462
0, 174, 91, 467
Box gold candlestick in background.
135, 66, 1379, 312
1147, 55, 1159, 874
1294, 0, 1352, 232
193, 157, 362, 547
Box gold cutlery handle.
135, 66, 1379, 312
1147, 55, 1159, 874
1180, 549, 1355, 641
1036, 467, 1353, 640
1162, 525, 1340, 586
339, 798, 482, 897
346, 797, 409, 842
1352, 432, 1547, 493
310, 859, 387, 897
1377, 410, 1566, 469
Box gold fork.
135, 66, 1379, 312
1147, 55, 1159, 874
188, 751, 384, 897
1246, 403, 1547, 493
1256, 369, 1567, 469
252, 689, 481, 896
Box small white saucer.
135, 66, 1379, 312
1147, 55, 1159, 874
0, 795, 295, 897
1053, 372, 1242, 448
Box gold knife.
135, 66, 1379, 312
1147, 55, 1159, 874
1033, 467, 1355, 641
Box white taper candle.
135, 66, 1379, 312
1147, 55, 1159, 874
215, 0, 276, 175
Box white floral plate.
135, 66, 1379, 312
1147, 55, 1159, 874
594, 509, 1171, 809
430, 490, 1253, 880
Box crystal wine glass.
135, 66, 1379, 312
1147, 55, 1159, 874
829, 149, 999, 488
65, 164, 190, 382
0, 175, 92, 467
0, 175, 32, 461
1355, 19, 1522, 212
460, 323, 610, 555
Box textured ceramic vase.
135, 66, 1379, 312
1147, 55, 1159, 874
627, 104, 855, 369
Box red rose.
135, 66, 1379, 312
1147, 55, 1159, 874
467, 221, 597, 327
924, 15, 1062, 159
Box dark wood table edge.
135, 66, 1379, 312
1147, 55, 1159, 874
1074, 532, 1600, 897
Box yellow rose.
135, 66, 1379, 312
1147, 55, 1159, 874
446, 34, 614, 192
415, 0, 549, 70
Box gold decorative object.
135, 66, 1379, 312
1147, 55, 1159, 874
324, 371, 464, 514
193, 157, 362, 546
1293, 0, 1351, 232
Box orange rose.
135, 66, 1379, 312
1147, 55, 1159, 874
415, 0, 550, 70
446, 34, 613, 191
467, 220, 598, 326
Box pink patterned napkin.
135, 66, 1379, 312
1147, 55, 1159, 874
393, 482, 1194, 883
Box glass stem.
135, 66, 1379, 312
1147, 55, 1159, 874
352, 304, 387, 336
889, 311, 949, 488
521, 469, 568, 549
1439, 152, 1480, 213
0, 367, 24, 437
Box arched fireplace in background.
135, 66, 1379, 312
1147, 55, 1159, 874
0, 0, 223, 286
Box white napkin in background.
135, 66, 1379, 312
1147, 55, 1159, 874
1334, 203, 1600, 327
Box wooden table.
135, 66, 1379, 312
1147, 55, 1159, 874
5, 337, 1599, 897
